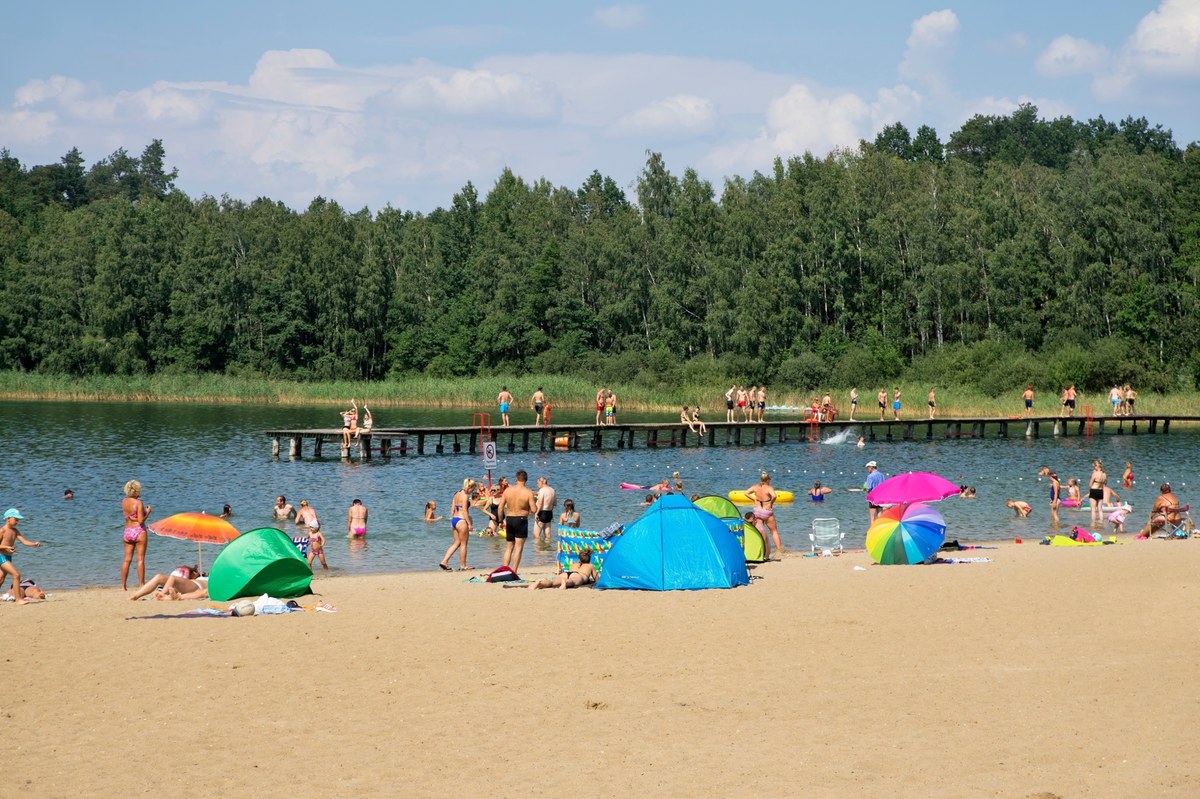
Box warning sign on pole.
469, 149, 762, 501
481, 440, 498, 469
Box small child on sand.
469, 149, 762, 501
743, 510, 771, 559
1108, 503, 1131, 533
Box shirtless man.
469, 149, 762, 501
724, 383, 736, 423
346, 498, 368, 539
272, 495, 295, 522
606, 390, 618, 425
1006, 499, 1032, 518
501, 470, 538, 575
533, 476, 557, 540
1065, 384, 1077, 418
595, 386, 607, 426
893, 387, 902, 420
877, 389, 887, 421
531, 387, 546, 426
497, 386, 514, 427
849, 387, 858, 421
756, 385, 766, 422
1022, 386, 1034, 418
745, 473, 781, 557
736, 386, 749, 422
0, 509, 41, 604
927, 387, 936, 419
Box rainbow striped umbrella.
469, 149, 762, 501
865, 502, 946, 565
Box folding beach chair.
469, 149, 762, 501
810, 518, 844, 556
1162, 505, 1193, 539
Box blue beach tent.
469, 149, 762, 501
596, 494, 750, 591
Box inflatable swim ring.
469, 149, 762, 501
728, 489, 794, 504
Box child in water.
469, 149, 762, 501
424, 501, 442, 522
307, 527, 327, 571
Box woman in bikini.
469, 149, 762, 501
128, 565, 208, 601
558, 499, 580, 528
746, 472, 781, 557
439, 479, 476, 571
809, 481, 832, 502
529, 548, 598, 589
120, 479, 152, 591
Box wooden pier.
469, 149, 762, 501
266, 414, 1198, 459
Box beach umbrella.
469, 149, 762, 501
865, 502, 946, 565
149, 512, 240, 572
866, 471, 960, 505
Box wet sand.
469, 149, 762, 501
6, 537, 1200, 797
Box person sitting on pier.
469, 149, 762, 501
355, 404, 372, 440
681, 405, 697, 432
341, 399, 358, 447
690, 407, 707, 436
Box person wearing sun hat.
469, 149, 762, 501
864, 461, 885, 523
1, 508, 42, 604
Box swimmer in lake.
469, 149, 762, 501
424, 501, 443, 522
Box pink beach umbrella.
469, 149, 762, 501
866, 471, 960, 506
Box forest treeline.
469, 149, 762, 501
2, 104, 1199, 397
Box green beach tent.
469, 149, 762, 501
207, 527, 313, 601
693, 494, 765, 563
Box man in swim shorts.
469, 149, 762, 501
1022, 386, 1034, 417
757, 385, 766, 422
1065, 385, 1077, 417
725, 383, 736, 422
877, 389, 887, 421
531, 387, 546, 426
596, 386, 607, 425
533, 476, 557, 540
497, 386, 513, 427
501, 470, 537, 575
849, 387, 858, 421
346, 498, 368, 539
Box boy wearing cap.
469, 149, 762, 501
864, 462, 885, 522
1, 509, 42, 604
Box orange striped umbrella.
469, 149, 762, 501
149, 512, 240, 571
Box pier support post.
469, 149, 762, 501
417, 434, 425, 455
999, 421, 1008, 438
290, 436, 301, 459
272, 436, 280, 458
313, 437, 323, 458
381, 438, 392, 458
521, 431, 529, 451
340, 441, 349, 459
360, 435, 371, 460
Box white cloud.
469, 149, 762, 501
1125, 0, 1200, 76
707, 83, 924, 173
957, 94, 1074, 123
609, 94, 715, 137
383, 69, 561, 118
1036, 35, 1109, 77
899, 9, 960, 88
592, 5, 646, 30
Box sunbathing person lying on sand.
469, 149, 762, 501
128, 567, 208, 601
530, 548, 598, 590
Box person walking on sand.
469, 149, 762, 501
531, 387, 546, 426
927, 387, 936, 419
595, 386, 607, 426
346, 498, 368, 539
439, 479, 476, 571
849, 387, 858, 421
497, 386, 513, 427
501, 470, 537, 575
746, 472, 782, 557
120, 479, 151, 591
1, 509, 41, 605
534, 476, 557, 540
1022, 385, 1034, 418
877, 389, 887, 421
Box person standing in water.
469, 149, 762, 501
1088, 460, 1107, 525
346, 499, 368, 539
745, 472, 781, 557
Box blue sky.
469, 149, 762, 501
2, 1, 1196, 212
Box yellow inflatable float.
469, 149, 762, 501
728, 489, 794, 504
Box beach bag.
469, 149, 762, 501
486, 566, 520, 582
1071, 526, 1098, 543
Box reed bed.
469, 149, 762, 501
1, 371, 1197, 418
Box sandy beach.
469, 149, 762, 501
6, 537, 1199, 798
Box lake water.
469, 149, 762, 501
3, 400, 1195, 590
